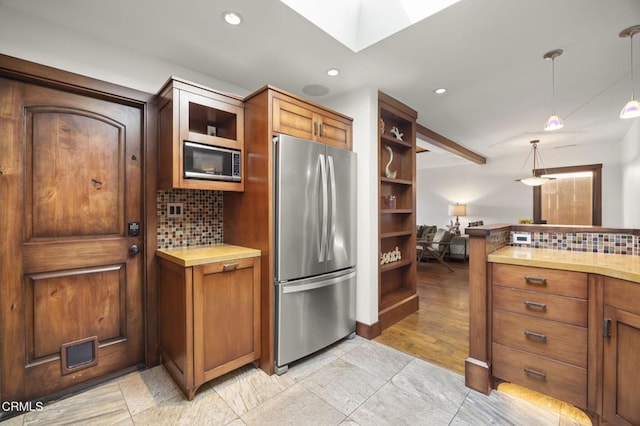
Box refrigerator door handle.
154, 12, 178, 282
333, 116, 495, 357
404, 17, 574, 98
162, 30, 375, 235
319, 154, 328, 262
281, 270, 357, 294
327, 155, 336, 261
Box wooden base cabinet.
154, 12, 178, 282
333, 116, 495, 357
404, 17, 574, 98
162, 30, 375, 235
158, 255, 261, 400
603, 277, 640, 426
491, 263, 589, 408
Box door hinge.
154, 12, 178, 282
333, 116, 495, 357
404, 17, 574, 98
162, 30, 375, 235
603, 318, 611, 338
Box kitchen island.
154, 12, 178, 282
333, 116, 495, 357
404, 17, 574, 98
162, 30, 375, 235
465, 224, 640, 426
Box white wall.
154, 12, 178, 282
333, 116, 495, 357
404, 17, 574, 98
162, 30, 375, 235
621, 120, 640, 228
325, 88, 379, 326
0, 6, 250, 96
417, 142, 623, 229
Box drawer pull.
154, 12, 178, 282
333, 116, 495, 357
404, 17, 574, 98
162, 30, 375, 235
524, 367, 547, 379
524, 330, 547, 341
524, 300, 547, 310
222, 263, 239, 272
524, 275, 547, 285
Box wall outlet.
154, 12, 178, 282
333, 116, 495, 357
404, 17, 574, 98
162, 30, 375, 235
512, 232, 531, 245
167, 202, 183, 218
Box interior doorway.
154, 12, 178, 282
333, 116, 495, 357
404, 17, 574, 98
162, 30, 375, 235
533, 164, 602, 226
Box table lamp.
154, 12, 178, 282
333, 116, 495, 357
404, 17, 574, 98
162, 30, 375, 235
448, 203, 467, 236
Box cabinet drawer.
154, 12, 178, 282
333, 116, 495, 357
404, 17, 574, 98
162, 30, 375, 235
493, 343, 587, 409
493, 309, 587, 367
493, 285, 587, 327
492, 263, 587, 298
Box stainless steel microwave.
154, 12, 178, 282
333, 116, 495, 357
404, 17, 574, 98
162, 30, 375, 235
183, 141, 241, 182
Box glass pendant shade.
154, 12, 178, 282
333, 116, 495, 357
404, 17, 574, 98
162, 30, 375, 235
520, 176, 550, 186
543, 49, 564, 131
620, 25, 640, 119
516, 140, 552, 187
544, 114, 564, 131
620, 99, 640, 119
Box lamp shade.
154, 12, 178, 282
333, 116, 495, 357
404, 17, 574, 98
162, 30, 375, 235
620, 99, 640, 119
448, 204, 467, 217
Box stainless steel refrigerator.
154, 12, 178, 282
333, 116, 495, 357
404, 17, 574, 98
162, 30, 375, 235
273, 134, 357, 374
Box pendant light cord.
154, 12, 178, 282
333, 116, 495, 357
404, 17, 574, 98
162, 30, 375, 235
551, 58, 557, 114
631, 33, 635, 100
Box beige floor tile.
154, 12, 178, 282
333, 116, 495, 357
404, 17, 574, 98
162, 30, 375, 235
284, 350, 337, 382
117, 366, 183, 416
131, 385, 237, 426
240, 383, 345, 426
350, 381, 454, 425
391, 357, 469, 414
341, 340, 413, 382
451, 388, 560, 426
23, 382, 130, 426
0, 413, 25, 425
300, 358, 386, 415
211, 365, 295, 416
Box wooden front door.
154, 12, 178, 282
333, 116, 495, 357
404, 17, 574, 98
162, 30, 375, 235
0, 78, 144, 402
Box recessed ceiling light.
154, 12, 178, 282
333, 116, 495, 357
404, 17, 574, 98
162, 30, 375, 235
433, 88, 447, 94
327, 68, 340, 77
222, 11, 243, 26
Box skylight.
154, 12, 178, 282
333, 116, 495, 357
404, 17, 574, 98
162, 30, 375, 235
280, 0, 460, 52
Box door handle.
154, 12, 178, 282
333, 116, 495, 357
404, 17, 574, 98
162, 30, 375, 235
319, 154, 328, 262
128, 245, 140, 256
327, 155, 336, 261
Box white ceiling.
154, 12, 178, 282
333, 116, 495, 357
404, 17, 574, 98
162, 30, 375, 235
2, 0, 639, 161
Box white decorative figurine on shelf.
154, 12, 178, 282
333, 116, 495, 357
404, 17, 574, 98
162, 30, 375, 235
390, 126, 403, 140
384, 146, 397, 178
380, 246, 402, 265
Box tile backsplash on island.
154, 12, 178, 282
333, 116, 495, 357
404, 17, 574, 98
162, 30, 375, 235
157, 189, 223, 249
510, 231, 638, 255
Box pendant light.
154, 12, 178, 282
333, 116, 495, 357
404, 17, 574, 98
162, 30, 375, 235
619, 25, 640, 119
543, 49, 564, 131
516, 140, 551, 186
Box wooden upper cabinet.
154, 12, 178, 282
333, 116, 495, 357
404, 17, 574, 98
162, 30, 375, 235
157, 77, 245, 191
272, 95, 352, 150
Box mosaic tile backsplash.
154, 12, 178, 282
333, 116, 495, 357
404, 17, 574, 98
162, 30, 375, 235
510, 231, 638, 256
157, 189, 223, 249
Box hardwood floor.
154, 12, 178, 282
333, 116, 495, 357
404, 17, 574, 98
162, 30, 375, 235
374, 259, 469, 375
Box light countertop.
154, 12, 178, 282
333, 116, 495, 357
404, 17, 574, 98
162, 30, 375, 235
157, 244, 261, 267
488, 246, 640, 283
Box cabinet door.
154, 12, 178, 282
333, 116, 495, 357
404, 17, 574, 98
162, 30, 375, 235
272, 96, 352, 150
316, 113, 352, 150
603, 305, 640, 426
178, 89, 244, 150
193, 257, 260, 385
272, 97, 315, 140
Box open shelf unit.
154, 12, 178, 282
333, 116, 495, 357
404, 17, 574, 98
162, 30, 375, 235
377, 91, 418, 330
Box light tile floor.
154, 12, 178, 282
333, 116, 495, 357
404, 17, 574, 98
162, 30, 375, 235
3, 337, 590, 425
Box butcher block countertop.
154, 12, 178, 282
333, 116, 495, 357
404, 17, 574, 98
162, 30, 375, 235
488, 246, 640, 283
157, 244, 261, 267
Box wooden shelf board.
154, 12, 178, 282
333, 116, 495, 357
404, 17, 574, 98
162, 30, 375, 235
379, 287, 415, 312
380, 258, 413, 272
381, 209, 413, 214
380, 177, 412, 185
381, 134, 413, 149
380, 230, 412, 239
